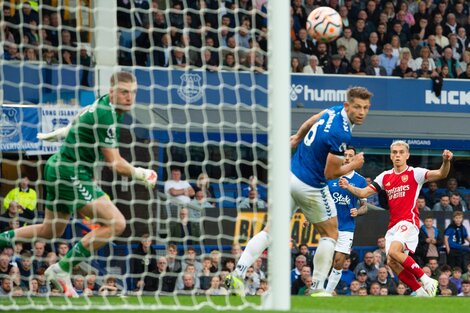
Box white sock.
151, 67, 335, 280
325, 267, 342, 294
419, 274, 432, 284
415, 287, 428, 296
234, 231, 271, 279
311, 237, 336, 291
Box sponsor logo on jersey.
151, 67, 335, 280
401, 175, 408, 183
0, 108, 18, 138
177, 73, 203, 103
386, 184, 410, 200
332, 192, 351, 205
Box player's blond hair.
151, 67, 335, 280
346, 87, 373, 103
390, 140, 410, 152
110, 71, 136, 86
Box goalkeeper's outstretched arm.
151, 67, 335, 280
37, 105, 91, 141
102, 148, 157, 188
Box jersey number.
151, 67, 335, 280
304, 120, 324, 146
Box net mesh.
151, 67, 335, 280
0, 1, 270, 310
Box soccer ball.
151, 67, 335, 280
306, 6, 343, 43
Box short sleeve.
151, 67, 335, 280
413, 167, 429, 184
96, 107, 118, 148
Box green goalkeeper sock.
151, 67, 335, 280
0, 230, 15, 248
58, 240, 91, 273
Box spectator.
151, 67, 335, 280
395, 282, 409, 296
450, 267, 463, 293
444, 211, 470, 271
423, 181, 442, 208
356, 269, 370, 290
458, 280, 470, 296
0, 253, 12, 276
297, 28, 315, 55
291, 56, 303, 73
436, 47, 461, 78
291, 264, 310, 295
294, 243, 313, 270
252, 257, 266, 281
445, 178, 468, 206
3, 176, 37, 212
416, 195, 431, 212
205, 275, 228, 295
0, 275, 12, 296
397, 47, 417, 71
354, 251, 378, 283
24, 47, 38, 62
352, 18, 369, 44
379, 44, 398, 76
426, 35, 443, 61
17, 250, 33, 287
209, 250, 221, 273
56, 241, 69, 260
182, 247, 202, 273
445, 33, 462, 61
353, 41, 371, 69
349, 56, 366, 75
165, 244, 182, 274
228, 243, 242, 264
142, 256, 175, 293
238, 190, 267, 211
427, 258, 441, 280
188, 189, 212, 222
392, 57, 417, 78
324, 54, 348, 74
198, 256, 212, 290
290, 254, 307, 283
437, 273, 459, 296
374, 266, 397, 295
315, 42, 330, 68
374, 236, 387, 266
98, 276, 119, 296
366, 32, 382, 56
31, 240, 47, 273
303, 55, 324, 74
130, 234, 157, 290
84, 273, 99, 296
369, 281, 381, 296
416, 59, 435, 78
349, 279, 361, 296
72, 275, 86, 296
416, 216, 443, 267
0, 201, 34, 233
433, 194, 453, 212
169, 207, 200, 245
165, 166, 195, 205
458, 63, 470, 79
336, 27, 358, 61
450, 192, 467, 211
406, 34, 423, 59
291, 39, 309, 68
176, 273, 196, 294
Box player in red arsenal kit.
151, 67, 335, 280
340, 141, 453, 297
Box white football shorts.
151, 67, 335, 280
290, 173, 337, 224
385, 220, 419, 255
335, 231, 354, 254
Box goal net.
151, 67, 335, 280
0, 0, 290, 310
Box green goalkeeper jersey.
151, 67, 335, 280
59, 94, 124, 174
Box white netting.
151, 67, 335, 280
0, 1, 273, 310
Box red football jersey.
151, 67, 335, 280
370, 166, 428, 229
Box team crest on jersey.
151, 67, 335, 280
177, 73, 203, 103
0, 108, 18, 138
401, 175, 408, 183
107, 125, 116, 140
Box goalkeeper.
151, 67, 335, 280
0, 71, 157, 297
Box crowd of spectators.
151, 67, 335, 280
4, 0, 470, 81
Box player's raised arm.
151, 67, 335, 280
290, 109, 328, 149
324, 152, 364, 180
426, 149, 453, 182
339, 176, 376, 198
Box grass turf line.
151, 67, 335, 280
0, 296, 469, 313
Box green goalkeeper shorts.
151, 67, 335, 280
44, 154, 105, 214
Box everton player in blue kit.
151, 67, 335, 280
225, 87, 373, 296
325, 147, 368, 295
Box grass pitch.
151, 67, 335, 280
1, 295, 469, 313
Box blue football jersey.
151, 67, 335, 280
328, 171, 367, 232
291, 105, 352, 188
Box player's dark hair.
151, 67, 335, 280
110, 71, 136, 86
346, 87, 373, 102
346, 146, 357, 154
